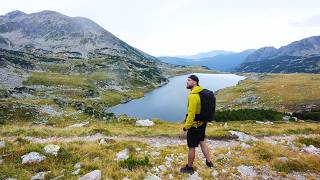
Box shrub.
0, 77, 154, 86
292, 110, 320, 121
119, 155, 149, 170
214, 109, 285, 122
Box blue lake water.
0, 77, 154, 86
108, 73, 246, 122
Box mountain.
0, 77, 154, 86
158, 49, 255, 72
176, 50, 234, 59
0, 10, 178, 92
0, 10, 158, 61
235, 36, 320, 73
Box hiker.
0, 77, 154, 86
180, 74, 214, 174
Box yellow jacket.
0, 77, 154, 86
184, 85, 204, 129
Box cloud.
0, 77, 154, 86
290, 14, 320, 27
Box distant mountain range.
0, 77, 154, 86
159, 36, 320, 73
158, 49, 255, 72
235, 36, 320, 73
176, 50, 234, 59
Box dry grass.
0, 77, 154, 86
216, 73, 320, 111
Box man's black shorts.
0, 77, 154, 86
187, 122, 207, 147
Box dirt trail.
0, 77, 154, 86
4, 133, 317, 149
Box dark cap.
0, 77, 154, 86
188, 74, 199, 85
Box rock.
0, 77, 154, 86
30, 171, 50, 180
68, 121, 89, 128
223, 122, 228, 128
158, 165, 167, 172
240, 143, 251, 149
43, 144, 60, 156
237, 165, 257, 177
84, 89, 99, 98
136, 119, 154, 127
229, 131, 257, 142
302, 145, 320, 156
255, 121, 273, 125
0, 140, 5, 148
115, 148, 129, 161
283, 116, 290, 123
75, 102, 85, 111
31, 119, 48, 125
122, 177, 131, 180
144, 175, 161, 180
188, 172, 202, 180
292, 117, 298, 121
5, 178, 17, 180
168, 174, 174, 179
53, 97, 67, 107
211, 170, 219, 177
72, 168, 81, 175
12, 86, 35, 94
99, 138, 108, 145
21, 152, 46, 164
215, 154, 225, 162
277, 157, 289, 162
78, 170, 101, 180
149, 151, 160, 157
74, 162, 81, 169
40, 105, 64, 117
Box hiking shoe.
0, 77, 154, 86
206, 160, 214, 168
180, 164, 194, 174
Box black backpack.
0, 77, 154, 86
195, 89, 216, 122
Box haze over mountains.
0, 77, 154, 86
159, 36, 320, 73
159, 49, 255, 72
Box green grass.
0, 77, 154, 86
23, 72, 95, 88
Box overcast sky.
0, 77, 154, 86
1, 0, 320, 56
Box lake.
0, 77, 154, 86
107, 73, 246, 122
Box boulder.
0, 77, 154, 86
237, 165, 257, 177
188, 172, 202, 180
68, 121, 89, 128
0, 141, 5, 148
78, 170, 101, 180
21, 152, 46, 164
229, 131, 257, 142
30, 171, 50, 180
144, 175, 161, 180
302, 145, 320, 156
136, 119, 154, 127
115, 148, 129, 161
255, 121, 273, 125
43, 144, 60, 156
75, 102, 85, 111
99, 138, 108, 145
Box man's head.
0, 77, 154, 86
186, 74, 199, 89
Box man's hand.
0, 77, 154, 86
179, 127, 187, 139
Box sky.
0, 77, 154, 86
1, 0, 320, 56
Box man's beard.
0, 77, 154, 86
186, 84, 192, 89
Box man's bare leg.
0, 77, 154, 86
199, 141, 212, 162
188, 147, 196, 167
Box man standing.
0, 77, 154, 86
180, 74, 214, 174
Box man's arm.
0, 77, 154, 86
184, 95, 197, 130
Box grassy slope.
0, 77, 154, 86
216, 73, 320, 112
